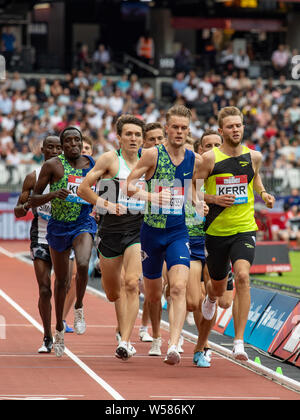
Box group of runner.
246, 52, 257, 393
14, 104, 275, 367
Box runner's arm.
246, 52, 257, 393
14, 171, 35, 218
252, 151, 275, 209
31, 160, 69, 207
78, 151, 123, 213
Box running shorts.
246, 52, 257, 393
30, 243, 51, 263
141, 222, 190, 280
205, 231, 256, 281
189, 235, 206, 264
98, 228, 141, 259
47, 215, 97, 253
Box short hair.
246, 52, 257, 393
82, 135, 93, 148
145, 121, 163, 134
200, 129, 222, 146
218, 106, 243, 128
193, 130, 222, 152
43, 135, 60, 147
165, 104, 192, 124
116, 114, 145, 137
60, 126, 82, 144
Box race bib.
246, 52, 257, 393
153, 186, 185, 215
216, 175, 248, 204
66, 175, 95, 205
118, 179, 146, 211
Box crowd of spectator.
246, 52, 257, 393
0, 52, 300, 194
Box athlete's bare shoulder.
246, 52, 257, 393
249, 148, 263, 170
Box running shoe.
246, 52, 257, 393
201, 295, 217, 320
149, 337, 162, 356
186, 311, 195, 326
115, 341, 132, 360
63, 320, 74, 333
53, 330, 65, 357
74, 306, 86, 335
128, 342, 136, 356
164, 345, 181, 365
193, 351, 211, 368
204, 347, 212, 363
38, 336, 53, 354
139, 329, 153, 342
232, 340, 248, 361
177, 335, 184, 353
116, 331, 121, 344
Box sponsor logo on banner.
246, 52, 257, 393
0, 210, 32, 240
268, 302, 300, 366
247, 293, 299, 352
224, 287, 276, 341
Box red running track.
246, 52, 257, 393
0, 240, 299, 401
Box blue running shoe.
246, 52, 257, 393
196, 351, 211, 368
63, 320, 74, 333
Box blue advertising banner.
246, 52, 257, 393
224, 287, 276, 341
247, 293, 299, 352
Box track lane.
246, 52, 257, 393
0, 243, 299, 400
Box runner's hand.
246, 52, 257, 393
262, 192, 275, 209
215, 194, 235, 207
51, 189, 70, 200
107, 202, 127, 216
151, 189, 171, 207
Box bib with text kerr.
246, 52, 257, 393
216, 175, 248, 204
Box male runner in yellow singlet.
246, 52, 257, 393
194, 106, 275, 361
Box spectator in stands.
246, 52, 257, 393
234, 49, 250, 75
116, 73, 130, 93
172, 72, 188, 100
136, 31, 155, 66
276, 204, 300, 245
76, 43, 91, 70
271, 44, 290, 77
174, 43, 192, 73
9, 72, 26, 92
92, 44, 111, 74
1, 26, 16, 69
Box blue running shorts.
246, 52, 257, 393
189, 235, 206, 264
47, 215, 97, 252
140, 222, 190, 279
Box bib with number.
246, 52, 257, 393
66, 174, 96, 205
216, 175, 248, 204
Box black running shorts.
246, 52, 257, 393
30, 243, 51, 263
98, 229, 141, 259
205, 231, 256, 281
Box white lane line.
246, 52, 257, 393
0, 288, 124, 400
151, 395, 281, 400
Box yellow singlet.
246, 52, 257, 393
204, 145, 258, 236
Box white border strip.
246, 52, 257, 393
0, 288, 124, 400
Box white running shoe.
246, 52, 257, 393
186, 311, 195, 326
164, 345, 181, 365
201, 296, 217, 320
53, 330, 65, 357
204, 348, 212, 363
115, 341, 132, 360
38, 337, 53, 354
149, 337, 162, 356
232, 340, 248, 361
74, 307, 86, 335
128, 342, 136, 356
177, 335, 184, 353
139, 329, 153, 342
